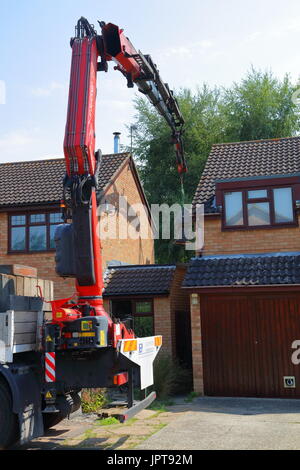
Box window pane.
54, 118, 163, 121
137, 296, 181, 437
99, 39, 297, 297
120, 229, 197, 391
135, 301, 152, 314
248, 202, 270, 226
11, 215, 25, 226
50, 212, 62, 223
50, 224, 60, 249
273, 187, 293, 223
30, 213, 45, 224
224, 192, 244, 226
248, 190, 267, 199
11, 227, 26, 250
29, 225, 46, 251
134, 316, 154, 337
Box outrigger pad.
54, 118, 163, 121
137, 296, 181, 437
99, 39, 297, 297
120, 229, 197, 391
54, 223, 76, 278
104, 391, 157, 423
72, 205, 95, 286
55, 205, 96, 286
118, 391, 157, 422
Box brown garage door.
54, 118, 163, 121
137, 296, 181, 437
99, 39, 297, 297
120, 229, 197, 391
201, 292, 300, 397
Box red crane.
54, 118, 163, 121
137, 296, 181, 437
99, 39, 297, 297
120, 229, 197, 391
53, 16, 186, 330
44, 17, 186, 418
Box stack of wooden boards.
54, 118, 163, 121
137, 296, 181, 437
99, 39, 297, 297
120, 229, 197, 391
0, 264, 53, 363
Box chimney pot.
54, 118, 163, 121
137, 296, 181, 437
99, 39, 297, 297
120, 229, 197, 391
113, 132, 121, 153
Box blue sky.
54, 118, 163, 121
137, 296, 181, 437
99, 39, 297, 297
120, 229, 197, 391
1, 0, 300, 162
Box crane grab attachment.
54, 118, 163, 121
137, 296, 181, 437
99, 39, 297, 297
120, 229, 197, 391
99, 21, 186, 175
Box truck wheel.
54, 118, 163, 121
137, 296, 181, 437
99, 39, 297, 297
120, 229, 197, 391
43, 412, 65, 430
43, 393, 81, 430
0, 380, 19, 449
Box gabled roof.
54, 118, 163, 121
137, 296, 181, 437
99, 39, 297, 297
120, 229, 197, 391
103, 265, 176, 297
0, 153, 131, 208
183, 252, 300, 288
193, 136, 300, 212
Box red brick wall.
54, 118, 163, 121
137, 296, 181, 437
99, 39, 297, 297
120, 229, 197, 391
169, 266, 190, 357
200, 214, 300, 255
0, 161, 154, 299
101, 161, 154, 267
153, 296, 173, 357
153, 266, 190, 359
189, 294, 204, 394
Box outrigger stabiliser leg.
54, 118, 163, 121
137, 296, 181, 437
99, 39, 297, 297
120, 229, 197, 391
107, 367, 157, 423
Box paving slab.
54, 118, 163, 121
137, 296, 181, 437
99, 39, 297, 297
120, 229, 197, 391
137, 397, 300, 450
17, 407, 183, 450
18, 396, 300, 450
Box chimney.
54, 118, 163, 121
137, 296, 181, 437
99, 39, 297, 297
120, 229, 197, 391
113, 132, 121, 153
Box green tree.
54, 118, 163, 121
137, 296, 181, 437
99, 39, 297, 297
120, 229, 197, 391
221, 67, 299, 142
131, 86, 226, 263
132, 86, 225, 206
130, 69, 300, 263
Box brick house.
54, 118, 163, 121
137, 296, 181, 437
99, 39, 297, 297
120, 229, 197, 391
102, 264, 191, 362
183, 136, 300, 397
0, 153, 154, 299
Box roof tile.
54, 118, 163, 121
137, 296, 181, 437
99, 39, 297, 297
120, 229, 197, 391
103, 265, 176, 296
183, 253, 300, 287
0, 153, 130, 207
193, 136, 300, 212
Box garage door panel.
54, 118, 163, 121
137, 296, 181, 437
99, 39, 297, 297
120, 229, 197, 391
255, 297, 284, 397
201, 293, 300, 397
201, 295, 258, 396
254, 295, 300, 397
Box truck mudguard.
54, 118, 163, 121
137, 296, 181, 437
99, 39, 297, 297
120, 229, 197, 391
0, 362, 44, 444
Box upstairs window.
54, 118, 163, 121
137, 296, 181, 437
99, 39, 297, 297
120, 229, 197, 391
9, 211, 62, 252
247, 189, 270, 226
224, 192, 244, 226
224, 187, 295, 229
273, 187, 294, 223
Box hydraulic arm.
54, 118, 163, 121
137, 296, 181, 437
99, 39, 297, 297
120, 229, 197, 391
65, 17, 186, 177
54, 16, 186, 325
43, 17, 185, 417
99, 20, 186, 175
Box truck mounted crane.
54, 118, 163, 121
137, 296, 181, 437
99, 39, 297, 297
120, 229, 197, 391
0, 17, 186, 449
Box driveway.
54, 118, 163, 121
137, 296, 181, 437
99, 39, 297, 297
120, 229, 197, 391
137, 397, 300, 450
16, 408, 186, 450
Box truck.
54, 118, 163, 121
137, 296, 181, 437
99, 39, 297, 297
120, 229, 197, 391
0, 17, 187, 449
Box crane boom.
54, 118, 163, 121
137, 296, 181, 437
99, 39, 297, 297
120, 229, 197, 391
59, 16, 187, 311
64, 17, 186, 179
101, 21, 186, 174
45, 17, 185, 418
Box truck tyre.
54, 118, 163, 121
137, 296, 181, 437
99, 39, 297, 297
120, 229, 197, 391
43, 393, 81, 430
0, 380, 19, 449
43, 412, 65, 430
